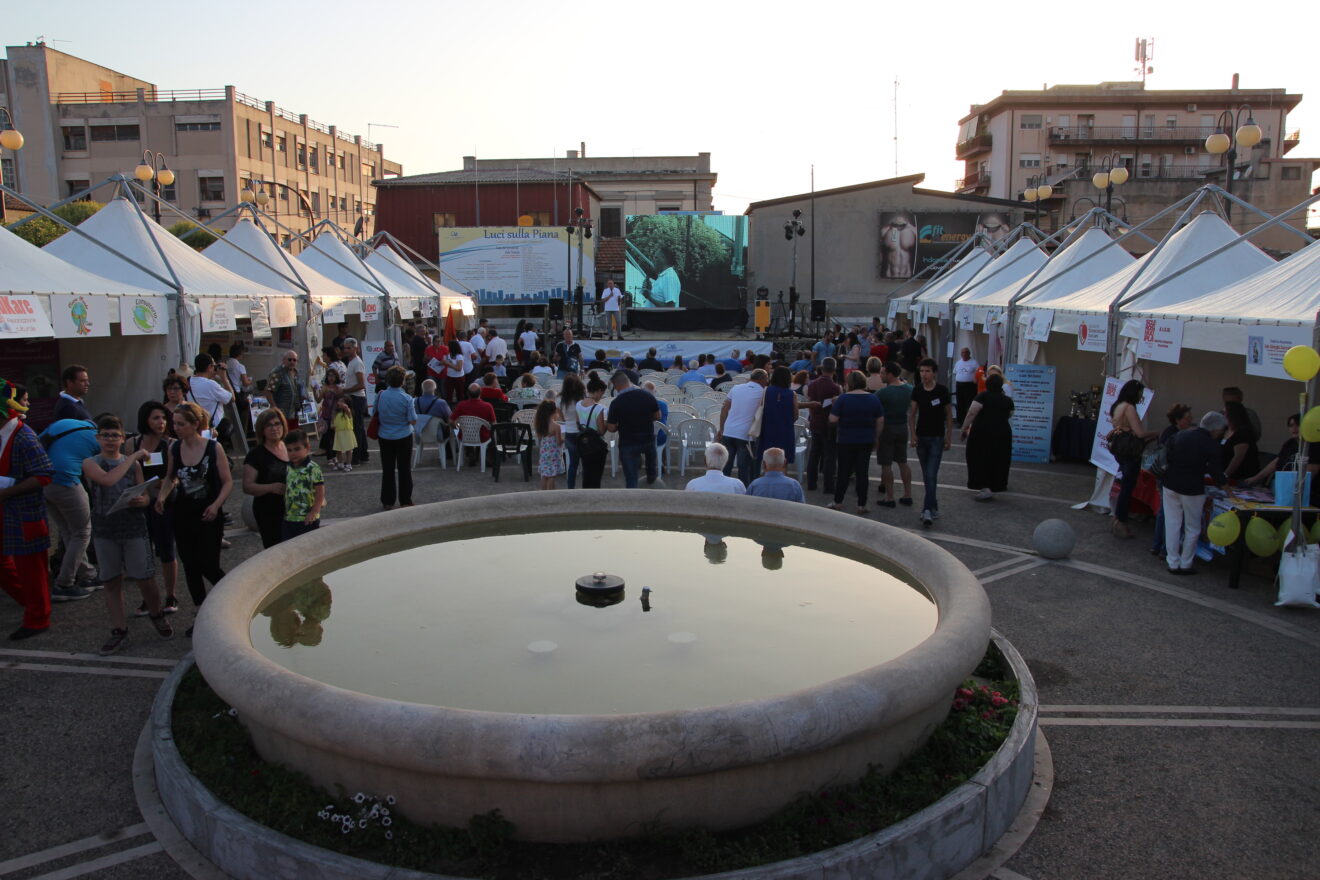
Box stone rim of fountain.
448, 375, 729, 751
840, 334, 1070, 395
191, 490, 992, 839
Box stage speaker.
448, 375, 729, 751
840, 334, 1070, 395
810, 299, 827, 321
547, 298, 564, 320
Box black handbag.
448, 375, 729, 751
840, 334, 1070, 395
1106, 428, 1146, 460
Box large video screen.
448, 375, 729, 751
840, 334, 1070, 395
878, 211, 1011, 279
624, 214, 747, 310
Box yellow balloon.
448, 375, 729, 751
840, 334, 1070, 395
1302, 407, 1320, 444
1277, 518, 1297, 550
1207, 511, 1241, 547
1246, 515, 1281, 557
1309, 519, 1320, 544
1283, 345, 1320, 381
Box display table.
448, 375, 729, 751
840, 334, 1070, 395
1211, 488, 1319, 589
1051, 416, 1096, 462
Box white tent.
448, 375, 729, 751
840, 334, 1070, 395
364, 243, 474, 320
955, 239, 1048, 324
0, 223, 164, 299
295, 232, 390, 311
911, 248, 994, 310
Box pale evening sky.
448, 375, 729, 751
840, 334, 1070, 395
6, 1, 1318, 217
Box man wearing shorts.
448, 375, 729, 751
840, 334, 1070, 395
875, 362, 913, 508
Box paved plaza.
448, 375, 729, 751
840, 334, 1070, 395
3, 440, 1319, 880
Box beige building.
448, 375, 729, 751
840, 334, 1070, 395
955, 80, 1316, 252
1, 43, 400, 242
460, 148, 715, 238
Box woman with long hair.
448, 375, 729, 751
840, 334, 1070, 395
575, 375, 609, 489
864, 356, 886, 391
442, 339, 465, 405
1221, 400, 1259, 483
1108, 379, 1157, 539
128, 401, 179, 615
242, 408, 290, 548
558, 373, 586, 488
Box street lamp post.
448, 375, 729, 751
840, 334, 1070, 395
1204, 105, 1262, 221
0, 109, 24, 225
134, 151, 175, 224
1090, 153, 1129, 214
1019, 175, 1054, 227
565, 206, 593, 334
783, 208, 806, 336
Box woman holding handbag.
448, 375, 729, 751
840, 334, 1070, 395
1107, 380, 1158, 539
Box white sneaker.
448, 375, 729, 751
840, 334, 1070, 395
921, 509, 933, 526
976, 488, 993, 501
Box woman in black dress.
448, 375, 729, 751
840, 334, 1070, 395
1221, 401, 1259, 483
242, 408, 290, 548
961, 374, 1015, 501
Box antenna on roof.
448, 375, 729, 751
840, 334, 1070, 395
893, 76, 900, 178
1134, 38, 1154, 84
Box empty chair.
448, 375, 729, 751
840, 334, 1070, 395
491, 422, 534, 483
668, 403, 698, 420
675, 418, 717, 476
491, 400, 517, 424
512, 408, 538, 427
454, 415, 492, 472
793, 421, 810, 480
535, 373, 554, 389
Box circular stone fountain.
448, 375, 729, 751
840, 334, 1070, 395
193, 491, 990, 842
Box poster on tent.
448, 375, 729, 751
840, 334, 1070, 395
420, 298, 436, 319
1245, 326, 1313, 381
395, 297, 419, 319
1089, 376, 1154, 476
1023, 309, 1054, 342
50, 294, 111, 339
269, 297, 297, 328
118, 296, 168, 336
1076, 318, 1107, 352
886, 301, 899, 324
361, 300, 381, 322
248, 298, 272, 340
200, 299, 236, 332
321, 300, 346, 324
957, 310, 975, 330
1135, 318, 1183, 364
982, 308, 1003, 328
0, 294, 55, 339
363, 338, 386, 408
1005, 364, 1055, 463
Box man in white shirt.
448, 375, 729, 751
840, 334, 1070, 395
952, 348, 980, 426
224, 343, 252, 439
518, 326, 538, 366
485, 328, 508, 364
716, 368, 768, 486
458, 333, 478, 384
471, 328, 488, 367
188, 353, 234, 440
600, 278, 623, 340
342, 338, 370, 464
684, 443, 747, 494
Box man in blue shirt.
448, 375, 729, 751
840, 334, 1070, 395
720, 352, 743, 374
747, 447, 806, 503
811, 331, 834, 368
789, 350, 812, 374
53, 365, 93, 422
606, 372, 663, 488
38, 418, 101, 601
677, 361, 708, 389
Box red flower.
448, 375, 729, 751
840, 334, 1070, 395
991, 695, 1008, 707
956, 687, 974, 699
981, 710, 995, 720
952, 698, 968, 711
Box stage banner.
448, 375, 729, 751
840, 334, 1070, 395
1076, 317, 1107, 352
1245, 326, 1313, 380
877, 211, 1012, 279
0, 294, 55, 339
200, 299, 236, 332
270, 296, 298, 328
625, 213, 746, 312
438, 227, 595, 306
119, 295, 169, 336
1005, 364, 1055, 463
1135, 318, 1183, 364
50, 294, 111, 338
1089, 376, 1154, 476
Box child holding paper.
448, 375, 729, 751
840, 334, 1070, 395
82, 414, 172, 655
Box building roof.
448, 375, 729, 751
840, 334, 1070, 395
959, 83, 1302, 125
745, 173, 1027, 213
374, 167, 601, 194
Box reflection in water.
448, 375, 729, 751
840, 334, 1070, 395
261, 578, 333, 647
250, 528, 935, 715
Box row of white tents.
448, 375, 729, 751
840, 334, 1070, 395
1, 178, 475, 427
891, 185, 1320, 457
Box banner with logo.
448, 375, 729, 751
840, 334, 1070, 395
1089, 376, 1154, 476
200, 298, 235, 332
270, 296, 298, 328
0, 294, 55, 339
1245, 326, 1313, 380
1076, 318, 1107, 352
1023, 309, 1054, 342
361, 299, 381, 322
439, 226, 595, 306
1135, 318, 1183, 364
50, 294, 111, 338
118, 295, 169, 336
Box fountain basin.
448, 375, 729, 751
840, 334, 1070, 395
193, 491, 991, 842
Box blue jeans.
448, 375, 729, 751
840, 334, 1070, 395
722, 436, 761, 486
915, 436, 944, 512
565, 434, 581, 488
619, 442, 657, 489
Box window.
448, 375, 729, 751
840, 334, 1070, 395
310, 191, 320, 213
198, 176, 225, 202
260, 127, 273, 149
309, 145, 319, 174
276, 134, 287, 153
298, 188, 310, 215
1057, 114, 1070, 131
434, 212, 458, 230
1121, 115, 1136, 138
277, 186, 288, 202
1020, 114, 1043, 130
599, 207, 622, 238
65, 179, 91, 199
338, 195, 347, 212
296, 139, 307, 169
1166, 115, 1178, 129
338, 151, 346, 170
175, 121, 221, 132
1281, 166, 1302, 180
1139, 154, 1153, 177
1018, 154, 1042, 169
658, 204, 681, 212
2, 158, 15, 189
161, 181, 177, 202
1074, 153, 1091, 170
361, 162, 377, 180
1142, 115, 1155, 137
61, 126, 87, 151
89, 124, 140, 142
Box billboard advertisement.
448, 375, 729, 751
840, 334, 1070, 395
437, 227, 595, 306
624, 214, 747, 310
878, 212, 1012, 279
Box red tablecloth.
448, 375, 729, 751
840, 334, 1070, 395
1109, 468, 1161, 516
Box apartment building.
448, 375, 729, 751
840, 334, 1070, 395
955, 80, 1315, 249
1, 43, 400, 241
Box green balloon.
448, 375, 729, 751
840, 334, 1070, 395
1302, 407, 1320, 444
1310, 518, 1320, 544
1277, 518, 1298, 550
1246, 516, 1281, 557
1207, 511, 1241, 547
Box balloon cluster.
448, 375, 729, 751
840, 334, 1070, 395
1283, 346, 1320, 442
1207, 511, 1320, 557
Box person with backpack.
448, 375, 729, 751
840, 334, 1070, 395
575, 376, 610, 489
38, 416, 102, 602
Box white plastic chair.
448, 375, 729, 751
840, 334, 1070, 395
675, 418, 716, 476
412, 418, 454, 468
535, 373, 554, 389
668, 403, 698, 420
793, 422, 810, 480
454, 416, 492, 472
512, 409, 537, 427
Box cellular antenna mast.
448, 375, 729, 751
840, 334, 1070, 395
1134, 38, 1155, 84
893, 77, 900, 177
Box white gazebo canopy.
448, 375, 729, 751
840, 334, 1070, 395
954, 238, 1048, 322
204, 219, 363, 301
0, 223, 164, 297
912, 248, 994, 308
295, 232, 390, 305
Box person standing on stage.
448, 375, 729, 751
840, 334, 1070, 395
601, 278, 623, 340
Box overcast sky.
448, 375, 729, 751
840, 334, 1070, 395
7, 1, 1318, 216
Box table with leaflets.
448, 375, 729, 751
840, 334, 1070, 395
1210, 486, 1319, 589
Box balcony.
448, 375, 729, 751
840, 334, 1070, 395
1049, 125, 1219, 144
1048, 163, 1214, 183
956, 171, 990, 192
955, 132, 993, 160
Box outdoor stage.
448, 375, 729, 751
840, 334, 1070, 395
627, 306, 748, 333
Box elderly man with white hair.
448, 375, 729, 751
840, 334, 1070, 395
684, 443, 747, 494
748, 447, 806, 502
678, 359, 708, 389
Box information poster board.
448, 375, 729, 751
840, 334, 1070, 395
1076, 318, 1107, 352
1245, 326, 1314, 380
1005, 364, 1055, 463
1135, 318, 1183, 364
119, 295, 169, 336
1024, 309, 1054, 342
438, 227, 594, 306
1089, 376, 1154, 476
50, 294, 111, 338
